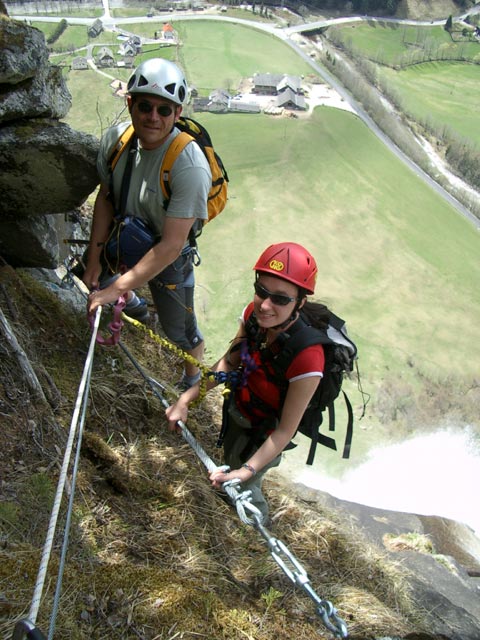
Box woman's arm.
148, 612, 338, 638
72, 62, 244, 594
165, 324, 246, 430
209, 375, 321, 486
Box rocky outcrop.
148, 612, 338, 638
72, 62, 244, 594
287, 479, 480, 640
0, 12, 98, 267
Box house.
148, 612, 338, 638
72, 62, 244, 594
118, 42, 136, 58
275, 88, 306, 110
71, 56, 88, 70
131, 35, 142, 50
277, 74, 303, 95
88, 18, 103, 39
252, 73, 304, 97
252, 73, 284, 95
228, 101, 261, 114
206, 89, 230, 113
96, 47, 115, 68
162, 23, 175, 41
121, 55, 135, 69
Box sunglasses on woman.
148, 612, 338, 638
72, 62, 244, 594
136, 100, 174, 117
254, 281, 297, 306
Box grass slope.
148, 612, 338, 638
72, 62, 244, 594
0, 269, 421, 640
194, 108, 480, 459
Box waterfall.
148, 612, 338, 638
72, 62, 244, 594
295, 428, 480, 538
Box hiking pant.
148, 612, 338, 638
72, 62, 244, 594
148, 250, 203, 352
222, 402, 281, 521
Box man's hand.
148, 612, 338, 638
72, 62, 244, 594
87, 282, 122, 315
82, 263, 102, 293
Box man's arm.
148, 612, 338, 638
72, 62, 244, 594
87, 215, 196, 313
83, 182, 114, 291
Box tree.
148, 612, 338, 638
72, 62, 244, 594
444, 15, 453, 33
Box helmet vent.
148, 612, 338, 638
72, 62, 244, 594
138, 75, 149, 87
127, 76, 136, 91
164, 82, 176, 96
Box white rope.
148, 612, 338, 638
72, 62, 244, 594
27, 306, 102, 624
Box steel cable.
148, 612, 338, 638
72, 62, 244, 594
13, 307, 102, 639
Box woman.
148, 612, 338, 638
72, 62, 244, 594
166, 242, 327, 521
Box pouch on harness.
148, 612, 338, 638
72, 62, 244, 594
103, 131, 158, 272
106, 117, 228, 254
245, 309, 358, 464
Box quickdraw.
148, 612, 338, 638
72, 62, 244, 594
88, 294, 126, 346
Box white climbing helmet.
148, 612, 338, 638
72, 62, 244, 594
127, 58, 188, 105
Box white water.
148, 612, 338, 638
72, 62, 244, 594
296, 429, 480, 538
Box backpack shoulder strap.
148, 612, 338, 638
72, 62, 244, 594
160, 131, 194, 203
272, 317, 332, 376
107, 124, 135, 171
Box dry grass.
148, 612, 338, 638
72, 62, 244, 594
0, 265, 428, 639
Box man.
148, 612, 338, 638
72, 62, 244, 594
85, 58, 211, 388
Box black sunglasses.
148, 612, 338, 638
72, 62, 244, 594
136, 100, 174, 117
254, 281, 297, 306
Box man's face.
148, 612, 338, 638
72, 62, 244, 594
129, 94, 181, 149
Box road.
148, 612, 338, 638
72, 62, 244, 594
11, 4, 480, 228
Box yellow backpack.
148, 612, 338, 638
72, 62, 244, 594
107, 116, 229, 235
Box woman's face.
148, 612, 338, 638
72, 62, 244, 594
253, 274, 300, 329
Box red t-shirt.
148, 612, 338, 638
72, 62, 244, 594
235, 303, 325, 425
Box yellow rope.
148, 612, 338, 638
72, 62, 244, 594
121, 313, 209, 402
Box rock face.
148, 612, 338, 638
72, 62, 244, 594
0, 12, 99, 267
287, 480, 480, 640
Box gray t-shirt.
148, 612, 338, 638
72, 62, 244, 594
97, 121, 211, 238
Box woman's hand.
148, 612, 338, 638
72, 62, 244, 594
165, 400, 189, 433
209, 465, 254, 489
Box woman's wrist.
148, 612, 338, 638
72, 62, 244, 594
242, 462, 257, 476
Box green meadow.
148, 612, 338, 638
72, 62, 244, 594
54, 19, 480, 454
379, 61, 480, 145
330, 21, 480, 146
333, 21, 480, 64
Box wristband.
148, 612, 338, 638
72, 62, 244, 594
242, 463, 256, 476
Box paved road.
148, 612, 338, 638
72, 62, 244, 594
12, 6, 480, 228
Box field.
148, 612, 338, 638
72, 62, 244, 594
328, 21, 480, 146
331, 21, 480, 65
379, 61, 480, 145
54, 18, 480, 454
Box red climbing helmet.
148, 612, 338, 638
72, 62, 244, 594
253, 242, 318, 294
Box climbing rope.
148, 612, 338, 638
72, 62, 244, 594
12, 306, 102, 640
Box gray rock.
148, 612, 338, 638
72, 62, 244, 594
289, 482, 480, 640
0, 212, 75, 268
0, 16, 99, 268
0, 119, 98, 218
